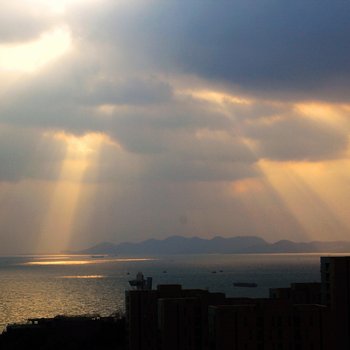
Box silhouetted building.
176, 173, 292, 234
209, 304, 257, 350
0, 315, 126, 350
125, 257, 350, 350
321, 256, 350, 350
209, 300, 327, 350
126, 282, 328, 350
269, 287, 291, 301
158, 297, 202, 350
270, 282, 321, 304
125, 289, 159, 350
125, 282, 225, 350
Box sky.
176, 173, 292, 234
1, 0, 350, 254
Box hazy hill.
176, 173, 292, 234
74, 235, 350, 255
79, 242, 120, 255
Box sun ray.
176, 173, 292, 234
228, 177, 307, 241
37, 133, 105, 253
289, 160, 350, 234
258, 160, 350, 241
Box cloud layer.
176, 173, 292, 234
1, 0, 350, 253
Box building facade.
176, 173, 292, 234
321, 256, 350, 350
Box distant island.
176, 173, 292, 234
68, 235, 350, 255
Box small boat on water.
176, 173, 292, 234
91, 255, 105, 259
233, 282, 258, 288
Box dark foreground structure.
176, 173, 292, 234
0, 315, 126, 350
125, 256, 350, 350
1, 256, 350, 349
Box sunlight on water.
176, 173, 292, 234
22, 258, 156, 266
0, 253, 328, 333
58, 275, 106, 279
35, 255, 75, 260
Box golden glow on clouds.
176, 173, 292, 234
0, 27, 71, 73
52, 132, 106, 158
287, 160, 350, 231
179, 89, 252, 105
175, 88, 350, 241
294, 102, 348, 129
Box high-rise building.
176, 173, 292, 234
270, 282, 322, 304
158, 297, 202, 350
125, 281, 225, 350
321, 256, 350, 349
126, 257, 348, 350
208, 300, 327, 350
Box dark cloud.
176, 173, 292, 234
0, 126, 65, 182
1, 55, 172, 134
79, 0, 350, 101
142, 157, 256, 182
106, 102, 233, 153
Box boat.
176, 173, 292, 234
233, 282, 258, 288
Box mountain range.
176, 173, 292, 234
71, 235, 350, 255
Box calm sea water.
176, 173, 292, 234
0, 253, 337, 332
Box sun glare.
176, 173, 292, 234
24, 0, 100, 14
0, 27, 71, 73
53, 132, 105, 157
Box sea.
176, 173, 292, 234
0, 252, 343, 333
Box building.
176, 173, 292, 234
209, 300, 327, 350
0, 315, 126, 350
125, 281, 225, 350
321, 256, 350, 350
158, 297, 202, 350
270, 282, 322, 304
126, 257, 350, 350
209, 304, 257, 350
